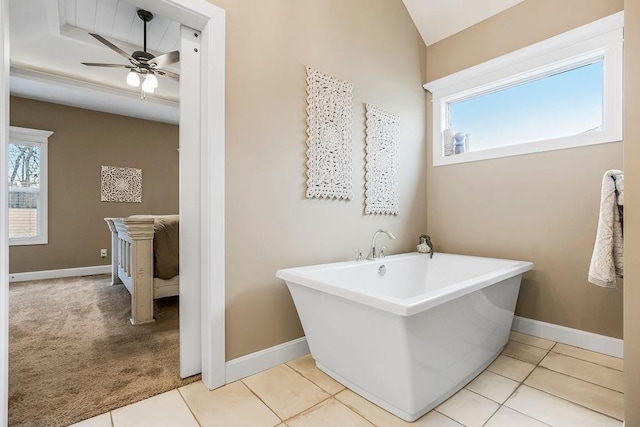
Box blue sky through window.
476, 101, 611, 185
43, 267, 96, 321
449, 60, 603, 152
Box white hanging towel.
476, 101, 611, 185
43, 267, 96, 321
588, 170, 624, 288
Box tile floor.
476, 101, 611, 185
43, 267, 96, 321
70, 331, 624, 427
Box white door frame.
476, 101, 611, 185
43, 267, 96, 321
0, 0, 10, 424
0, 0, 226, 423
179, 25, 204, 378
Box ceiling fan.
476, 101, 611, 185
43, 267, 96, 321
82, 9, 179, 97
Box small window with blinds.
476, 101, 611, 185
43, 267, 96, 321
8, 127, 53, 246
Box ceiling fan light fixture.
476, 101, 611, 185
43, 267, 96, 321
142, 73, 158, 93
82, 9, 180, 99
147, 73, 159, 89
126, 71, 140, 87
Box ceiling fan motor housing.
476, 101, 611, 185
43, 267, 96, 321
132, 51, 155, 64
136, 9, 154, 23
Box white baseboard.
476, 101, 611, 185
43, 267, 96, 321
224, 317, 624, 385
512, 316, 623, 358
225, 337, 310, 383
9, 265, 111, 283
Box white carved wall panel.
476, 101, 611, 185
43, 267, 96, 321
365, 104, 399, 215
305, 66, 354, 200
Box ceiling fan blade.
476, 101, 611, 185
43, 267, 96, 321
156, 69, 180, 82
81, 63, 134, 68
89, 33, 139, 65
149, 51, 180, 68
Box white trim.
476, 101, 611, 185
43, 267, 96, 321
8, 265, 110, 283
512, 316, 623, 358
129, 0, 226, 390
11, 67, 179, 125
178, 26, 202, 379
424, 12, 623, 94
425, 12, 624, 166
199, 3, 227, 390
0, 0, 9, 423
9, 126, 53, 143
8, 126, 52, 246
225, 337, 310, 383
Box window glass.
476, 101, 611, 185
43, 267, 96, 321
448, 60, 603, 152
425, 13, 622, 166
8, 143, 41, 240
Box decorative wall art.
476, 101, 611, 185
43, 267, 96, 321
365, 103, 400, 215
305, 66, 354, 199
100, 165, 142, 203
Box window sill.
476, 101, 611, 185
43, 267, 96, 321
434, 131, 622, 166
9, 238, 48, 246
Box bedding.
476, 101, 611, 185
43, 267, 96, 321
152, 215, 179, 279
128, 214, 179, 279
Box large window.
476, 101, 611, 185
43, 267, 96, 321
424, 12, 623, 166
8, 127, 52, 246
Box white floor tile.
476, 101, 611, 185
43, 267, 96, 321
524, 367, 623, 420
509, 331, 556, 350
465, 371, 519, 404
487, 355, 536, 382
68, 413, 112, 427
541, 351, 624, 392
485, 406, 548, 427
334, 389, 463, 426
287, 355, 345, 395
179, 380, 281, 427
436, 389, 499, 427
552, 343, 623, 371
287, 399, 373, 427
502, 340, 549, 364
242, 364, 329, 420
505, 385, 622, 427
420, 411, 464, 426
111, 390, 198, 427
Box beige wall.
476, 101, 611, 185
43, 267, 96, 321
425, 0, 624, 338
9, 97, 178, 273
624, 0, 640, 424
203, 0, 428, 360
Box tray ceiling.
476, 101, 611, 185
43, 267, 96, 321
9, 0, 180, 123
59, 0, 181, 55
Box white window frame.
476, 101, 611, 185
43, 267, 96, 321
8, 126, 52, 246
424, 12, 623, 166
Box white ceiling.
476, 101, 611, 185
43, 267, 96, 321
61, 0, 181, 54
9, 0, 180, 124
9, 0, 523, 124
402, 0, 525, 46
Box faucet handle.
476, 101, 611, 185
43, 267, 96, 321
355, 249, 363, 262
379, 246, 387, 259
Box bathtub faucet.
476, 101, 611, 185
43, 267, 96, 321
367, 229, 396, 260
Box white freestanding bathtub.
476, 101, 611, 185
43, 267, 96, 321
276, 252, 533, 422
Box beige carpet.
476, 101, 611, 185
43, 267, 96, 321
9, 275, 200, 427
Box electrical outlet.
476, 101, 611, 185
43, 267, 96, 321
100, 249, 108, 258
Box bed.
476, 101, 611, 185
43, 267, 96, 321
104, 215, 179, 325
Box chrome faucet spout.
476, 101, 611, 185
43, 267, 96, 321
366, 229, 396, 260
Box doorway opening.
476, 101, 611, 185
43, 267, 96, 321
0, 0, 226, 424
